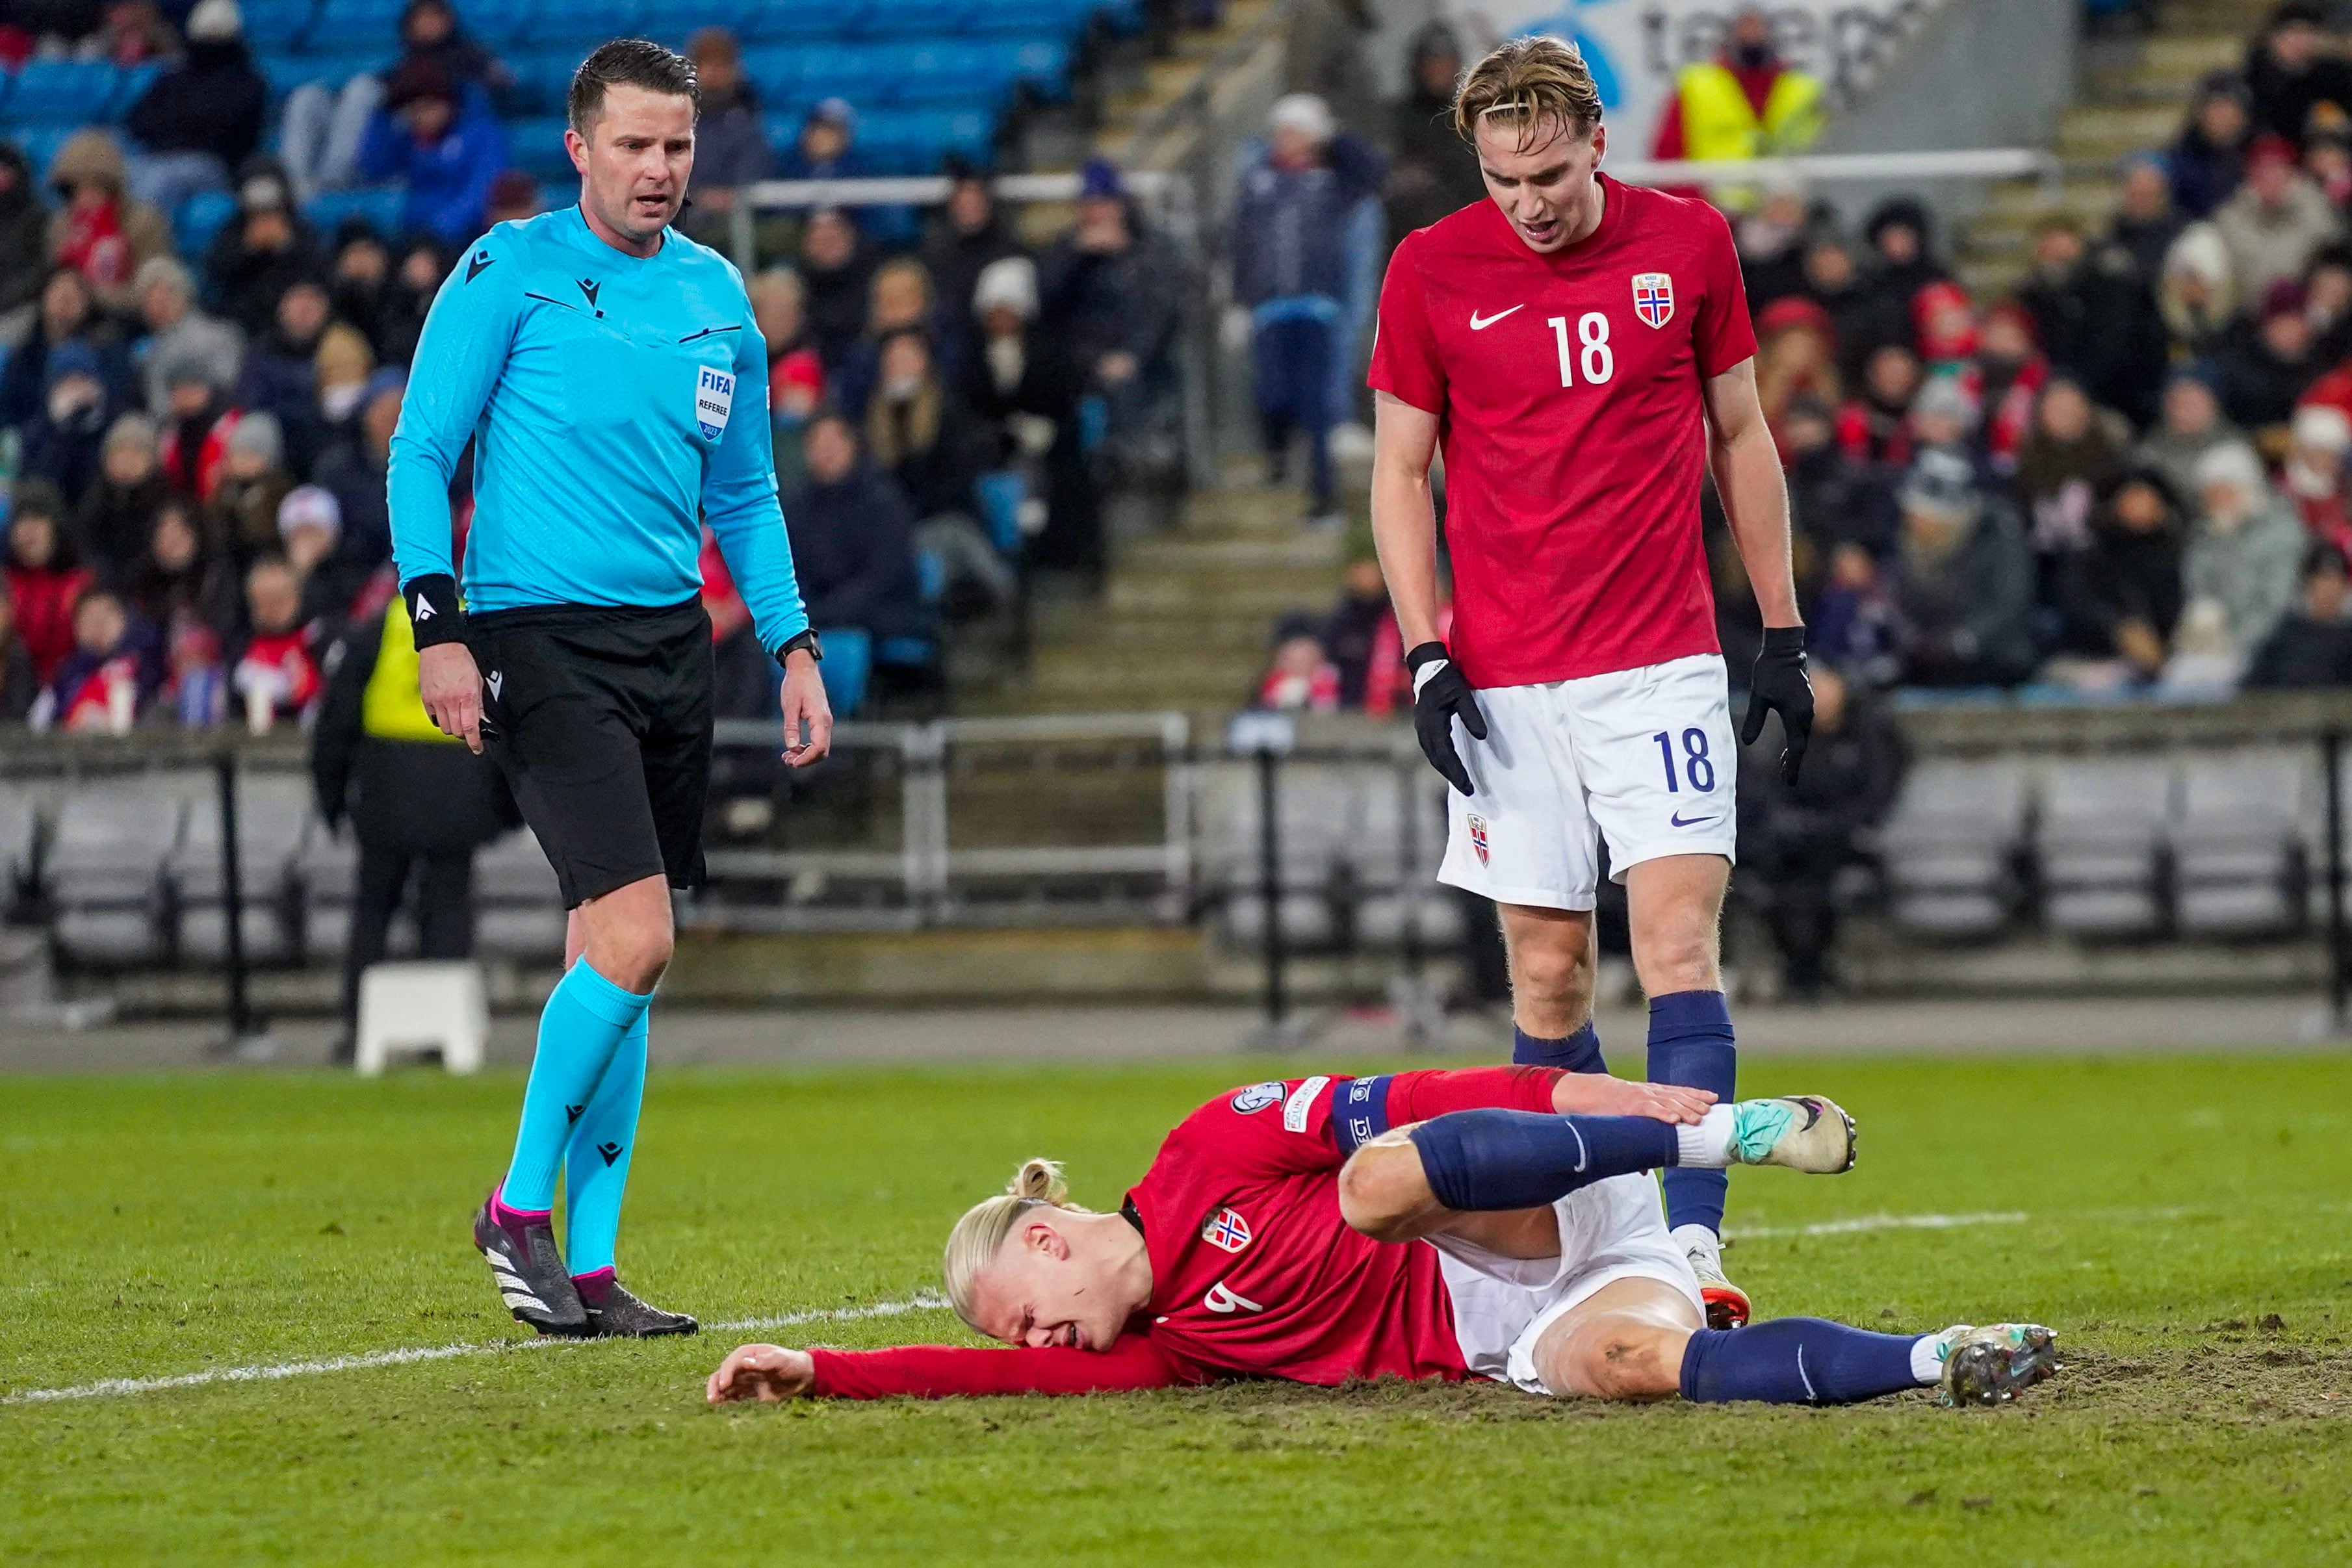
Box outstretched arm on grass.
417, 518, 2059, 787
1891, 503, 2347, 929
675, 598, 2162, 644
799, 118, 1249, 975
708, 1335, 1196, 1402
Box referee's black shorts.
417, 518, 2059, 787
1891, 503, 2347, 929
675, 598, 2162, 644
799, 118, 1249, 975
469, 597, 714, 910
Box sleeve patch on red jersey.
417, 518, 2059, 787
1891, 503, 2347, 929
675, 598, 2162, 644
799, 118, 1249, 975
1230, 1081, 1285, 1114
1282, 1075, 1332, 1133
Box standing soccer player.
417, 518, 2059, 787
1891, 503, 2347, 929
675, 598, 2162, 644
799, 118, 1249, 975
1366, 36, 1813, 1327
390, 40, 833, 1338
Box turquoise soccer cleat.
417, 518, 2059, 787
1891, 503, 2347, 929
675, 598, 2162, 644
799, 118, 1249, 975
1933, 1323, 2063, 1407
1726, 1096, 1857, 1173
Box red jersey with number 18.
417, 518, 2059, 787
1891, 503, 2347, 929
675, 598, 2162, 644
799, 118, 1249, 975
1369, 175, 1758, 689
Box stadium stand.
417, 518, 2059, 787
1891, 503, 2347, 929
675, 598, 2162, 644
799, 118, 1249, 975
7, 0, 2352, 1014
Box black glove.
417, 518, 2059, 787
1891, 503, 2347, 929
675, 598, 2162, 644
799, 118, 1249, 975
1740, 626, 1815, 784
1405, 641, 1488, 795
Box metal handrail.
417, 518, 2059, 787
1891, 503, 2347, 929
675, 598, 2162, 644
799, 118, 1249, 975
1609, 148, 2065, 199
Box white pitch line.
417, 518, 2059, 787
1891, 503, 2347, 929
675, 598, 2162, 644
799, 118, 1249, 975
1727, 1210, 2031, 1240
8, 1200, 2229, 1409
1, 1293, 948, 1407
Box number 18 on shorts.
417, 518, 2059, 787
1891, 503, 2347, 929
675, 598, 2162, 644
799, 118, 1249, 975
1436, 654, 1739, 911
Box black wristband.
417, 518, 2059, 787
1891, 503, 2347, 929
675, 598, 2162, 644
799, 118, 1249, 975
1760, 626, 1807, 655
402, 574, 467, 649
775, 629, 822, 667
1404, 641, 1450, 674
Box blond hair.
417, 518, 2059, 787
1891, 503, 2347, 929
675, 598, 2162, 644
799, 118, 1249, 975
941, 1157, 1091, 1331
1453, 35, 1603, 148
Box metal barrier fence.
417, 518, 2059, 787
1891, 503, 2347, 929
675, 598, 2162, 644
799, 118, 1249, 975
10, 697, 2352, 1036
686, 712, 1193, 931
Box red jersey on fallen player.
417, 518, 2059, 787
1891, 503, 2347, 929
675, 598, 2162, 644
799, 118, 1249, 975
808, 1068, 1565, 1398
1368, 174, 1759, 689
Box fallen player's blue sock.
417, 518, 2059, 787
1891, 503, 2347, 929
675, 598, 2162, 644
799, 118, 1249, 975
1680, 1318, 1931, 1405
562, 1005, 648, 1279
1512, 1022, 1607, 1074
1408, 1108, 1677, 1211
500, 961, 653, 1213
1648, 990, 1736, 1234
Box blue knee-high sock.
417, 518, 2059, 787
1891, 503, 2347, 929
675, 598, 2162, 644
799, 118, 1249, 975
1681, 1318, 1930, 1405
1408, 1108, 1677, 1211
562, 1006, 648, 1280
500, 962, 653, 1212
1512, 1022, 1607, 1074
1648, 990, 1736, 1234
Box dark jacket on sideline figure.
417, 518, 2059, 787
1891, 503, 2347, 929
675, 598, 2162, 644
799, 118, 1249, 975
311, 607, 514, 851
782, 461, 929, 644
1230, 133, 1388, 305
123, 39, 268, 170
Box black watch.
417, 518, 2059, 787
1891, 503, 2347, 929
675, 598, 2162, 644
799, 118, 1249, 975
777, 630, 823, 666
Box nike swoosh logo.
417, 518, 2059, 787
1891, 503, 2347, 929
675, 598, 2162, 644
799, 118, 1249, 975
1669, 811, 1718, 828
1469, 305, 1524, 330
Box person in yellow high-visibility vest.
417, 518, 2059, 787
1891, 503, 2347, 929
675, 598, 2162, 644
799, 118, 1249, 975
311, 595, 518, 1060
1649, 7, 1825, 209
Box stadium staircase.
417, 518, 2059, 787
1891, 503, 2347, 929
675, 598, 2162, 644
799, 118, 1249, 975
1956, 0, 2275, 297
989, 480, 1347, 716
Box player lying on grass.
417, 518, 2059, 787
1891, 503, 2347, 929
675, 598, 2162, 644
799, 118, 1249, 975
708, 1068, 2058, 1409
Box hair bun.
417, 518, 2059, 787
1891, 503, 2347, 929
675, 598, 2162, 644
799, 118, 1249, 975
1009, 1158, 1067, 1203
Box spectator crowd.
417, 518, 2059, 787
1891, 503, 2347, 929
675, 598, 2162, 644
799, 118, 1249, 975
1, 0, 1187, 732
1253, 1, 2352, 723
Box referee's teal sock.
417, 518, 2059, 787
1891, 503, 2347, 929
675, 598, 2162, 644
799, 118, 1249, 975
500, 961, 653, 1213
562, 1006, 648, 1279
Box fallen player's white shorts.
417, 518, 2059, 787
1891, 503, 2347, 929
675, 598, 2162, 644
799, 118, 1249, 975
1431, 1173, 1703, 1397
1437, 654, 1739, 911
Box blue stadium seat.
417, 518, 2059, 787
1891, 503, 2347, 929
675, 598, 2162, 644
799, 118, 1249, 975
961, 0, 1091, 36
507, 49, 587, 115
1091, 0, 1146, 34
304, 185, 407, 238
974, 469, 1026, 556
263, 50, 385, 98
879, 42, 1015, 109
7, 60, 125, 124
111, 62, 163, 120
449, 0, 534, 47
311, 0, 410, 47
240, 0, 319, 49
175, 189, 240, 257
504, 117, 577, 180
877, 634, 938, 669
815, 628, 872, 716
9, 126, 77, 186
793, 43, 880, 103
853, 0, 974, 38
520, 0, 642, 46
730, 0, 870, 43
734, 45, 808, 109
855, 107, 994, 173
1002, 37, 1076, 96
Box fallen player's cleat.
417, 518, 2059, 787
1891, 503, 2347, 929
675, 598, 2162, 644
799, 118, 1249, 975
577, 1274, 699, 1339
474, 1190, 588, 1337
1674, 1224, 1751, 1330
1728, 1095, 1857, 1174
1934, 1323, 2061, 1407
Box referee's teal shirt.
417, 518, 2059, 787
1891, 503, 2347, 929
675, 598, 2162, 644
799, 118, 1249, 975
387, 204, 810, 655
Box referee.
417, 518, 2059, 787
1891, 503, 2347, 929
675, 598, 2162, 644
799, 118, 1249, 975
390, 40, 832, 1339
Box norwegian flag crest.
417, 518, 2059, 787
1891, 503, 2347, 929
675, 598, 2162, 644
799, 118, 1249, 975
1202, 1207, 1252, 1253
1632, 272, 1674, 329
1467, 814, 1490, 867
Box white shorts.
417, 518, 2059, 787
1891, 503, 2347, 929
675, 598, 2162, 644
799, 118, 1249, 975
1432, 1173, 1702, 1396
1438, 654, 1738, 911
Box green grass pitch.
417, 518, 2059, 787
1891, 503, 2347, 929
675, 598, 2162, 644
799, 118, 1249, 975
5, 1051, 2351, 1565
